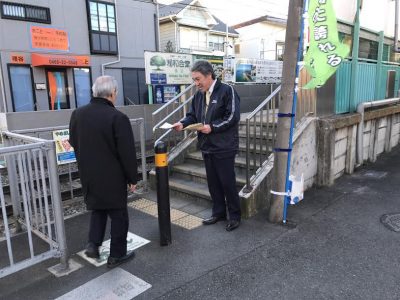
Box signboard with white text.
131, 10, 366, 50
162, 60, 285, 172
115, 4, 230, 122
144, 51, 192, 85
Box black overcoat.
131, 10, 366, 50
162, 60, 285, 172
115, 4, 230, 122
69, 97, 137, 210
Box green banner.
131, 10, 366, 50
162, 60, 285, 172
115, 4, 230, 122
303, 0, 350, 89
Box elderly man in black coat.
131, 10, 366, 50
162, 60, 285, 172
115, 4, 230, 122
69, 75, 137, 268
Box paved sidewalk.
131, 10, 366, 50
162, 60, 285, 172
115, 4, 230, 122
1, 146, 400, 299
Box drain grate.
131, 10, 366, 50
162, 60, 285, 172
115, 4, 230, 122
380, 213, 400, 232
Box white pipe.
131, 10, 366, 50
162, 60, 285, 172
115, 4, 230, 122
169, 16, 178, 52
101, 0, 120, 75
0, 55, 7, 113
356, 97, 400, 165
154, 0, 160, 51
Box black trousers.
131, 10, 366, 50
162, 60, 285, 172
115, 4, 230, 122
203, 152, 241, 221
88, 207, 129, 258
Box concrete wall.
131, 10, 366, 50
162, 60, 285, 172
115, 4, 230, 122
317, 104, 400, 186
291, 118, 318, 190
235, 83, 279, 113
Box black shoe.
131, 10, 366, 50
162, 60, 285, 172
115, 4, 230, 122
202, 216, 227, 225
84, 242, 100, 259
107, 251, 135, 268
226, 220, 240, 231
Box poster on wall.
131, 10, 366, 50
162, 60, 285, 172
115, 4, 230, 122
30, 25, 69, 52
234, 58, 283, 83
193, 55, 224, 80
223, 57, 235, 82
53, 129, 76, 165
144, 51, 192, 85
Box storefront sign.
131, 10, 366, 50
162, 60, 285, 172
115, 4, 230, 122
31, 53, 90, 67
53, 129, 76, 165
145, 52, 192, 85
234, 58, 283, 83
30, 25, 69, 51
10, 53, 25, 64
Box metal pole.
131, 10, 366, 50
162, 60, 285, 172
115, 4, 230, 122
140, 120, 148, 192
349, 0, 361, 112
4, 136, 20, 218
155, 141, 171, 246
46, 142, 69, 269
374, 31, 384, 100
394, 0, 399, 52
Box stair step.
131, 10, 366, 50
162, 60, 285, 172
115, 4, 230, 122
171, 162, 246, 186
169, 177, 212, 202
186, 151, 248, 168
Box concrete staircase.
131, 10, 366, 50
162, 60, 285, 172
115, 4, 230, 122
150, 113, 276, 216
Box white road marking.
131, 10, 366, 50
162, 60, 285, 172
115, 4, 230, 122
56, 267, 151, 300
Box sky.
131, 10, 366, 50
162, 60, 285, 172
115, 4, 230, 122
158, 0, 290, 26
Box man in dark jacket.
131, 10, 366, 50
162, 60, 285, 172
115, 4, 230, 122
69, 75, 137, 268
173, 60, 241, 231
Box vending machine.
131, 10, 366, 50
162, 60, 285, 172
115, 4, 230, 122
154, 85, 181, 103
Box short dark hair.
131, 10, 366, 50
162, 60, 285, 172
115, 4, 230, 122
191, 60, 216, 80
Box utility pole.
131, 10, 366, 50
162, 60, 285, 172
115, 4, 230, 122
269, 0, 304, 223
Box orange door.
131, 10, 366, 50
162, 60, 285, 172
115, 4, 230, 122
46, 69, 70, 110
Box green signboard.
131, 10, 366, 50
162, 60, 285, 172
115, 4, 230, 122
303, 0, 350, 89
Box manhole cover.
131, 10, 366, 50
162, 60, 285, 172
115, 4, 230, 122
381, 213, 400, 232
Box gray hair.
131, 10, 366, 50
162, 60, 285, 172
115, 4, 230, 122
191, 60, 216, 80
92, 76, 118, 98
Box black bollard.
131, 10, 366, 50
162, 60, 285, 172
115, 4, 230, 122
155, 141, 172, 246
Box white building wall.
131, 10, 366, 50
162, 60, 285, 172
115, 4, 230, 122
235, 23, 286, 59
334, 0, 396, 37
160, 22, 176, 52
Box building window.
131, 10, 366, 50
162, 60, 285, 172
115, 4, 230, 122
359, 38, 378, 60
0, 1, 50, 24
8, 65, 36, 112
276, 42, 285, 61
87, 0, 118, 55
180, 27, 207, 52
73, 68, 92, 107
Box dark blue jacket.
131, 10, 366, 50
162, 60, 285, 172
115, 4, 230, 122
181, 80, 240, 154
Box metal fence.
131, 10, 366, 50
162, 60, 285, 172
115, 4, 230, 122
0, 131, 67, 279
0, 118, 147, 278
13, 118, 148, 198
335, 60, 400, 113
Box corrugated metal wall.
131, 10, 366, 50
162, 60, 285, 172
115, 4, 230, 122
335, 61, 400, 114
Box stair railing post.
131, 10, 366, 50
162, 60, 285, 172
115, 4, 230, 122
244, 118, 252, 193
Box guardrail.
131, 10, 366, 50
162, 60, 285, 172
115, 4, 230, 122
0, 131, 67, 278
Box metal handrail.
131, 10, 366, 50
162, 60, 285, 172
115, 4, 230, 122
153, 95, 194, 132
152, 83, 195, 151
244, 85, 281, 192
152, 83, 195, 116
